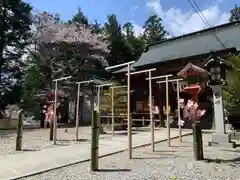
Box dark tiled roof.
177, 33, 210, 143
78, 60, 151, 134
133, 21, 240, 68
93, 77, 112, 85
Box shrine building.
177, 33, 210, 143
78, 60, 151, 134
112, 20, 240, 129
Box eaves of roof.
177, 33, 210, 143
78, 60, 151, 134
133, 21, 240, 68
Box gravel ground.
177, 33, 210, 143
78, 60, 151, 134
0, 127, 92, 156
20, 133, 240, 180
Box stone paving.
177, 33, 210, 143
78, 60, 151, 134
20, 133, 240, 180
0, 127, 191, 180
0, 127, 92, 156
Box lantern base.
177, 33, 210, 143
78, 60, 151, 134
208, 133, 236, 148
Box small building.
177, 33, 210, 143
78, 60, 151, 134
113, 21, 240, 128
0, 105, 21, 129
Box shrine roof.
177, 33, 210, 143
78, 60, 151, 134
177, 62, 209, 77
133, 21, 240, 68
92, 76, 112, 85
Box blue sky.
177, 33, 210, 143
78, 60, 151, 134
25, 0, 238, 36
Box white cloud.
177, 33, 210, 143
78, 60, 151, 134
130, 5, 139, 16
122, 19, 144, 37
145, 0, 230, 36
132, 22, 144, 37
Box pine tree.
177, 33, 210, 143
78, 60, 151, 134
229, 4, 240, 22
91, 20, 103, 34
69, 7, 89, 25
104, 14, 133, 66
54, 13, 61, 24
123, 21, 145, 61
143, 15, 168, 44
123, 22, 135, 38
0, 0, 32, 115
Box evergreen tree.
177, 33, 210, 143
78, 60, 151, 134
229, 4, 240, 22
91, 20, 103, 34
143, 15, 168, 44
0, 0, 32, 115
123, 22, 135, 38
123, 21, 145, 61
54, 13, 61, 24
21, 44, 53, 121
223, 54, 240, 114
68, 7, 89, 25
104, 14, 133, 66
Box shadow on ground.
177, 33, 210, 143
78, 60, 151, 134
154, 150, 177, 153
220, 149, 240, 153
132, 156, 175, 160
132, 128, 151, 132
54, 143, 71, 146
0, 131, 16, 137
21, 149, 38, 152
169, 145, 191, 148
57, 138, 90, 142
204, 157, 240, 167
96, 169, 131, 172
106, 132, 137, 136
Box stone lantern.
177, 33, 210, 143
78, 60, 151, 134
204, 56, 229, 86
203, 56, 235, 148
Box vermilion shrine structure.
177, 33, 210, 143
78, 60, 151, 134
178, 63, 208, 160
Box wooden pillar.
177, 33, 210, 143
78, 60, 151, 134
149, 71, 154, 151
16, 111, 24, 151
91, 110, 99, 171
177, 80, 182, 142
53, 81, 57, 145
111, 88, 114, 136
127, 64, 132, 159
166, 76, 170, 147
75, 83, 80, 141
193, 122, 203, 160
49, 122, 53, 141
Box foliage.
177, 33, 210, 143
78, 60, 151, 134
20, 42, 53, 120
0, 0, 32, 116
68, 7, 89, 25
104, 14, 130, 66
21, 10, 110, 120
1, 3, 171, 119
91, 20, 104, 34
123, 22, 145, 61
22, 44, 52, 100
2, 2, 240, 122
223, 54, 240, 114
54, 13, 61, 24
143, 15, 168, 44
229, 4, 240, 22
104, 15, 146, 66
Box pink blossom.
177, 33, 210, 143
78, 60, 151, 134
183, 100, 206, 122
